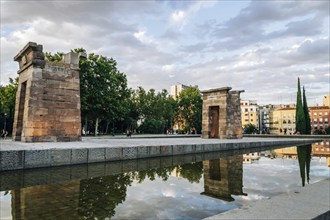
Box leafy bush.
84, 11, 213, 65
138, 118, 166, 134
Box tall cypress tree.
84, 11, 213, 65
295, 78, 306, 134
303, 86, 311, 135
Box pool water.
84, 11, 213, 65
0, 147, 329, 219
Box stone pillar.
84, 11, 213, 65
12, 42, 85, 142
201, 87, 244, 139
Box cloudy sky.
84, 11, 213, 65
1, 1, 329, 105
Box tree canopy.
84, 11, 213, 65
0, 77, 18, 133
177, 86, 202, 134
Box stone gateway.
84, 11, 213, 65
12, 42, 86, 142
201, 87, 244, 139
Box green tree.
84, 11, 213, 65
313, 129, 325, 135
78, 51, 130, 135
295, 78, 306, 134
177, 86, 202, 134
0, 77, 18, 134
243, 123, 257, 134
302, 87, 311, 134
325, 126, 330, 134
44, 52, 64, 61
134, 88, 178, 134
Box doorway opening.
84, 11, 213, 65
209, 106, 219, 138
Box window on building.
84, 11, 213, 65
288, 120, 291, 124
283, 120, 287, 124
319, 118, 323, 123
251, 114, 253, 116
319, 112, 323, 116
314, 112, 317, 116
245, 109, 248, 112
325, 112, 328, 116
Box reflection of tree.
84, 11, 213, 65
178, 162, 203, 183
77, 163, 203, 219
134, 167, 173, 183
78, 174, 133, 219
297, 144, 312, 186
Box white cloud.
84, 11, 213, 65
162, 64, 175, 73
1, 1, 329, 105
171, 10, 186, 23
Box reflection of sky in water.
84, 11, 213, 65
112, 156, 329, 219
0, 155, 329, 219
113, 177, 238, 220
234, 156, 330, 206
0, 192, 12, 220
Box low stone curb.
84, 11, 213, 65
0, 138, 319, 171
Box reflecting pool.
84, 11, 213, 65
0, 143, 329, 219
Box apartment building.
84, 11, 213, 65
241, 100, 259, 130
170, 83, 188, 100
269, 107, 296, 135
309, 106, 330, 133
259, 106, 270, 134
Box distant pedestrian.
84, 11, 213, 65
1, 129, 8, 139
293, 130, 300, 135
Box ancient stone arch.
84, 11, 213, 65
201, 87, 244, 139
12, 42, 86, 142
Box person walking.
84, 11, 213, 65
1, 129, 8, 139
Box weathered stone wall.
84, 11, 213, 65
227, 91, 243, 138
12, 42, 84, 142
201, 87, 243, 139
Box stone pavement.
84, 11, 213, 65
205, 178, 330, 220
0, 137, 320, 171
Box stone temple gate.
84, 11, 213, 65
12, 42, 85, 142
201, 87, 244, 139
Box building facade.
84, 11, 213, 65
309, 106, 330, 133
170, 83, 188, 100
241, 100, 259, 131
259, 106, 270, 134
269, 107, 296, 135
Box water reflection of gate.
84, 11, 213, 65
201, 155, 246, 201
12, 181, 81, 219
